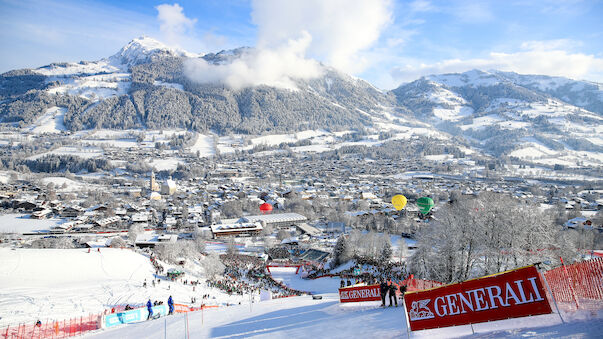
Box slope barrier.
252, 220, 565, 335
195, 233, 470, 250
544, 257, 603, 309
1, 305, 220, 339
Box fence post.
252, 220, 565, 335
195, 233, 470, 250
186, 312, 190, 339
540, 269, 564, 324
4, 325, 8, 339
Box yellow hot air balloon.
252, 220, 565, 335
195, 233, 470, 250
391, 194, 407, 211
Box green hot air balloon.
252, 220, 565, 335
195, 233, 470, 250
416, 197, 434, 214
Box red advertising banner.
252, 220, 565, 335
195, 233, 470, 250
404, 266, 552, 331
339, 284, 381, 303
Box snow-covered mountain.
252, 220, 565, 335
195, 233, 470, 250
1, 38, 602, 166
0, 36, 394, 134
391, 70, 603, 166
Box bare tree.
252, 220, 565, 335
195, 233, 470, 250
203, 252, 225, 279
410, 192, 558, 283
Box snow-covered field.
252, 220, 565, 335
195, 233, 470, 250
29, 107, 67, 134
189, 134, 215, 157
0, 247, 248, 328
0, 214, 64, 233
87, 267, 603, 339
0, 248, 601, 338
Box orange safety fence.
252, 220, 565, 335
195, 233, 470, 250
397, 275, 444, 294
544, 257, 603, 304
1, 303, 220, 339
174, 304, 219, 313
2, 314, 100, 339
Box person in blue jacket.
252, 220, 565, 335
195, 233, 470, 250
168, 295, 174, 315
147, 299, 153, 320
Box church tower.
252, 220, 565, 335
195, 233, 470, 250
150, 171, 159, 191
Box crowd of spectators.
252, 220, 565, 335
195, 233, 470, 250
206, 254, 307, 298
306, 255, 408, 285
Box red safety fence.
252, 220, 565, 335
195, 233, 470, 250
2, 314, 100, 339
173, 304, 218, 313
397, 275, 444, 294
544, 257, 603, 305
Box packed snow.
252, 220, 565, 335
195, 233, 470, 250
0, 247, 250, 328
147, 158, 185, 172
0, 247, 601, 338
85, 266, 603, 339
27, 146, 104, 160
189, 134, 216, 157
0, 214, 64, 234
153, 81, 184, 91
29, 107, 67, 134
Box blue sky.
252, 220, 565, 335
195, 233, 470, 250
1, 0, 602, 89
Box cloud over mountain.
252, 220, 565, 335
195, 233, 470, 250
183, 0, 391, 90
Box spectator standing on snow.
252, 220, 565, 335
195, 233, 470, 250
388, 280, 398, 307
168, 295, 174, 315
379, 280, 388, 307
146, 299, 153, 320
399, 284, 407, 299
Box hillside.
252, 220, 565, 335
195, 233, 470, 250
0, 247, 246, 328
1, 37, 602, 168
87, 267, 603, 339
0, 37, 389, 135
391, 70, 603, 165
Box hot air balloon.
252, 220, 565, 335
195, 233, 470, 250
259, 202, 273, 214
416, 197, 434, 215
391, 194, 407, 211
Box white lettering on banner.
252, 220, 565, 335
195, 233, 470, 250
408, 276, 545, 322
505, 282, 521, 305
514, 280, 534, 304
528, 277, 545, 302
435, 296, 447, 316
466, 288, 489, 311
457, 292, 474, 313
340, 287, 379, 300
485, 286, 509, 309
446, 294, 461, 315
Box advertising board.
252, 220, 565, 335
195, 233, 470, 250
339, 284, 381, 303
404, 266, 552, 331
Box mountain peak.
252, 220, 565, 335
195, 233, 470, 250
111, 36, 194, 67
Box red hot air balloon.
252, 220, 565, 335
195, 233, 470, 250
259, 202, 273, 214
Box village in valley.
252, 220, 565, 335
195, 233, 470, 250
1, 128, 601, 245
2, 0, 603, 336
1, 127, 602, 337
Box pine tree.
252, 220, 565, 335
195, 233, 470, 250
333, 234, 349, 267
380, 237, 392, 264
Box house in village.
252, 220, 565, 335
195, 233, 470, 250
210, 221, 263, 238
134, 233, 178, 248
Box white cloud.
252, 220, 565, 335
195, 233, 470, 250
184, 0, 392, 90
390, 42, 603, 84
155, 3, 197, 48
184, 32, 322, 91
251, 0, 392, 74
